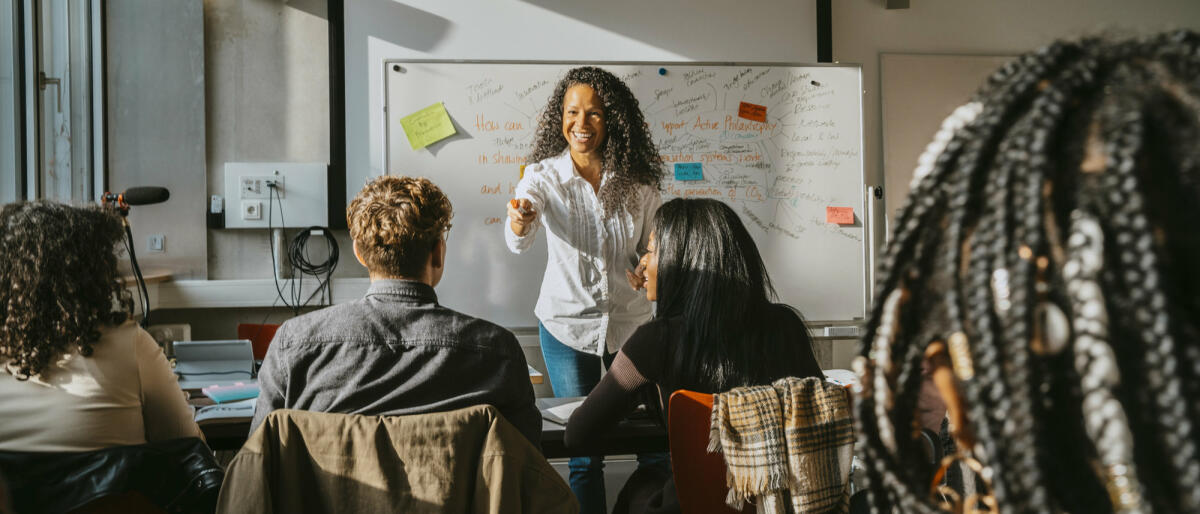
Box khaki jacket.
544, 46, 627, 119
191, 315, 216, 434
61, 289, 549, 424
217, 406, 577, 513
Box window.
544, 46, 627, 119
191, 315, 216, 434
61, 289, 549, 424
0, 2, 20, 201
0, 0, 103, 203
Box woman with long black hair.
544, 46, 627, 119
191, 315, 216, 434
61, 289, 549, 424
565, 198, 823, 514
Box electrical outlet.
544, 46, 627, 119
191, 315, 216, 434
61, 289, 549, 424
147, 234, 165, 253
223, 162, 328, 229
239, 175, 285, 199
242, 201, 263, 220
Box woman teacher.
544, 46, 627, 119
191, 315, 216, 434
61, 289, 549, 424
504, 66, 664, 513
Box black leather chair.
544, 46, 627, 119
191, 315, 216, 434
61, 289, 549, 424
0, 437, 223, 514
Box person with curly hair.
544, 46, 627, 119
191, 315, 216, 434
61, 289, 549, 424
504, 66, 666, 512
252, 176, 542, 447
854, 30, 1200, 513
0, 201, 201, 451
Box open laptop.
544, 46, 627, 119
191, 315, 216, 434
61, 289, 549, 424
173, 339, 255, 389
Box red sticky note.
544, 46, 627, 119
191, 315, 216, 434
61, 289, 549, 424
738, 102, 767, 123
826, 207, 854, 224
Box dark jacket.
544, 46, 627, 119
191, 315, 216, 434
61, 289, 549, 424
251, 279, 541, 448
0, 437, 223, 513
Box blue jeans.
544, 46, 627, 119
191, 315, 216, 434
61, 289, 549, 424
539, 323, 671, 514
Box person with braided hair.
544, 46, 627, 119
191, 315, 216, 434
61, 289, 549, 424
504, 66, 666, 512
0, 201, 202, 451
853, 30, 1200, 513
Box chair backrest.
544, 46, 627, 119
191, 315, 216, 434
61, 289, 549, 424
218, 406, 577, 513
668, 390, 754, 514
71, 491, 164, 514
236, 323, 280, 360
0, 438, 221, 514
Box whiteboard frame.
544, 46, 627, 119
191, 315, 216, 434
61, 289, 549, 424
380, 59, 869, 325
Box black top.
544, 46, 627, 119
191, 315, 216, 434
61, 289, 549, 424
564, 303, 823, 513
252, 280, 541, 448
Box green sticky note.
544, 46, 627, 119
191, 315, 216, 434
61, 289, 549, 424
400, 102, 457, 150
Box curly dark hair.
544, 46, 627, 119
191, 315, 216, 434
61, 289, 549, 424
855, 31, 1200, 513
0, 202, 132, 379
528, 66, 664, 214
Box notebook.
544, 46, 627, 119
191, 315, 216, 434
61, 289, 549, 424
173, 339, 255, 389
537, 397, 585, 425
194, 398, 256, 423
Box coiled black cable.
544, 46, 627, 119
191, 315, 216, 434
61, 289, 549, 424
266, 185, 339, 315
288, 226, 339, 308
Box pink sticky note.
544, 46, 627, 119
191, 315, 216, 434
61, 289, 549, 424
826, 207, 854, 224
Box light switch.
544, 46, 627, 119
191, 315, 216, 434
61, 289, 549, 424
147, 234, 165, 253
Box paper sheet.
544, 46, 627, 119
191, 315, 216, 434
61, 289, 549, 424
823, 369, 859, 387
541, 399, 584, 425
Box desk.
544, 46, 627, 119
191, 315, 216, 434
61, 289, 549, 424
197, 405, 667, 459
527, 364, 544, 385
540, 418, 667, 459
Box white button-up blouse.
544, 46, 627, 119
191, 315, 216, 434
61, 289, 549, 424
505, 150, 659, 355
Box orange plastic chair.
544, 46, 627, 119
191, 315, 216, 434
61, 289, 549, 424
236, 323, 280, 361
668, 390, 754, 514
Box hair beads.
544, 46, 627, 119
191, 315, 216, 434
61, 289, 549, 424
853, 31, 1200, 513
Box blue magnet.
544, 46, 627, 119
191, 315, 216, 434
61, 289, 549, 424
658, 68, 667, 76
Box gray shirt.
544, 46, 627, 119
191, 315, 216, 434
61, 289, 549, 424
250, 279, 541, 448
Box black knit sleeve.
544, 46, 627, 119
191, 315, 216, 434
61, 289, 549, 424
563, 320, 669, 449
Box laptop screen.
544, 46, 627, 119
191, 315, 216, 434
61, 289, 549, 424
172, 339, 255, 389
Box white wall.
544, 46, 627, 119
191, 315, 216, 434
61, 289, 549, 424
833, 0, 1200, 237
345, 0, 821, 206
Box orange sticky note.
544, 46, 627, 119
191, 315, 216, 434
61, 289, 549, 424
826, 207, 854, 224
738, 102, 767, 123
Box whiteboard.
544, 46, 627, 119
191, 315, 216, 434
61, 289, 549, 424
385, 61, 866, 326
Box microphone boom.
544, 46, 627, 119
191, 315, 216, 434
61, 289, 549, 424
104, 187, 170, 206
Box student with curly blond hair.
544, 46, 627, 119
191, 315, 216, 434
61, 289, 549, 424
0, 201, 201, 451
252, 176, 541, 446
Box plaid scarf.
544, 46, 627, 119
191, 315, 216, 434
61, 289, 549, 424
710, 377, 855, 513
